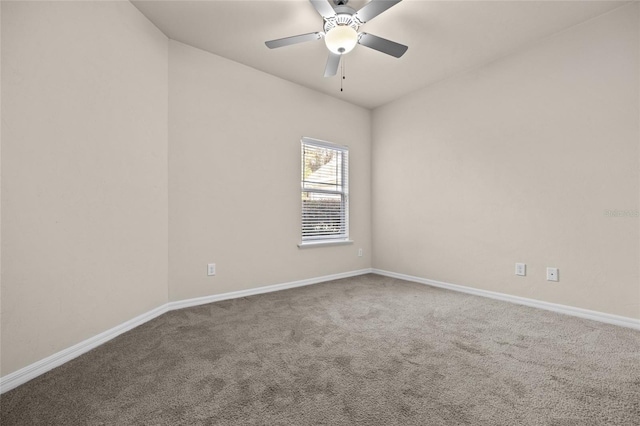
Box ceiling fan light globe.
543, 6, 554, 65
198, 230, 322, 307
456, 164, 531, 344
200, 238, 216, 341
324, 25, 357, 55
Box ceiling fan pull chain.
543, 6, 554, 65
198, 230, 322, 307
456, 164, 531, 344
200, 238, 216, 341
340, 56, 345, 92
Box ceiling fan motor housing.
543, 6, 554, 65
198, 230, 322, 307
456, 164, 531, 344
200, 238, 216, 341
323, 6, 360, 33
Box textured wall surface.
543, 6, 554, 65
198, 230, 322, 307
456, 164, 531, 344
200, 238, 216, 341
1, 1, 169, 375
372, 4, 640, 319
168, 41, 371, 302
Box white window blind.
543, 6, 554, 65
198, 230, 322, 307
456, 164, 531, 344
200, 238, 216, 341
301, 137, 349, 243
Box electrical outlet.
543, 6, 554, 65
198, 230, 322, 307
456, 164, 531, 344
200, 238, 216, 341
358, 248, 363, 257
515, 263, 526, 276
207, 263, 216, 276
546, 267, 558, 282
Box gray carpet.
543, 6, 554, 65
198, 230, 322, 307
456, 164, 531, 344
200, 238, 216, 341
1, 274, 639, 425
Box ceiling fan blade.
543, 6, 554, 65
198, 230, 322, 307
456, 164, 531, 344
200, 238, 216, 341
324, 52, 341, 77
354, 0, 402, 24
358, 32, 408, 58
265, 32, 323, 49
309, 0, 336, 19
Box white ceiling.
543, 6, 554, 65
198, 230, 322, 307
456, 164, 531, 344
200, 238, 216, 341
132, 0, 627, 109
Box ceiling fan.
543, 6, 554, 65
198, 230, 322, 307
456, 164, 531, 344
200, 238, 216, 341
265, 0, 407, 77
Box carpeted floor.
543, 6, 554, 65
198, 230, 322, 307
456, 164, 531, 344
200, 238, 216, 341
1, 274, 639, 425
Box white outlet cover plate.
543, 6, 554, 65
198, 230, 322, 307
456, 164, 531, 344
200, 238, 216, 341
515, 263, 526, 276
546, 267, 558, 281
207, 263, 216, 276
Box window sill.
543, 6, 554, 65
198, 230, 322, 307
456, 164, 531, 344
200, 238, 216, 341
298, 240, 354, 249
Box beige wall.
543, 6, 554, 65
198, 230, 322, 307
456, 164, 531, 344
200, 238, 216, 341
372, 4, 640, 319
1, 1, 169, 375
168, 41, 371, 301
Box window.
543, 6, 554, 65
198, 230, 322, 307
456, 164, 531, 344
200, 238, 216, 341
300, 137, 350, 247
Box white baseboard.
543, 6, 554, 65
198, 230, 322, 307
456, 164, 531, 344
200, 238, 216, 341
372, 269, 640, 331
0, 304, 169, 394
4, 267, 635, 394
167, 269, 373, 311
0, 268, 373, 394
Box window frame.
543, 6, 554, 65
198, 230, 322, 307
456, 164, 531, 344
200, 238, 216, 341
298, 137, 352, 248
